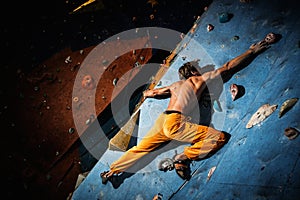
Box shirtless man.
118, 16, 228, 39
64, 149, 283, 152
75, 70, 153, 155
100, 33, 278, 184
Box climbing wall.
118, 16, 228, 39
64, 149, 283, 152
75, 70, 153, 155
72, 0, 300, 199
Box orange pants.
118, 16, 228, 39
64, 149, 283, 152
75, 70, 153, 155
110, 112, 227, 174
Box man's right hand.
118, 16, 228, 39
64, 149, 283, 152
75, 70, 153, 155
249, 40, 269, 54
249, 32, 278, 54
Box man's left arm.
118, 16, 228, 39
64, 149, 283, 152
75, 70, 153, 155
201, 41, 268, 83
143, 86, 171, 99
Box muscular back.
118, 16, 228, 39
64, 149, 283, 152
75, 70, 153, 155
167, 76, 207, 114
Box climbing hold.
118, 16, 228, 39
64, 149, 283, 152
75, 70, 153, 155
34, 86, 39, 92
264, 32, 279, 44
231, 35, 239, 41
85, 118, 91, 125
65, 56, 72, 63
149, 14, 155, 20
207, 166, 216, 181
180, 33, 185, 39
246, 104, 277, 129
134, 61, 141, 67
152, 193, 163, 200
158, 158, 174, 172
102, 59, 109, 65
207, 24, 214, 32
230, 84, 238, 101
68, 127, 75, 134
81, 75, 95, 90
278, 98, 298, 118
284, 127, 299, 140
229, 84, 245, 101
86, 114, 95, 125
219, 12, 230, 23
73, 97, 79, 102
113, 78, 119, 86
190, 23, 197, 33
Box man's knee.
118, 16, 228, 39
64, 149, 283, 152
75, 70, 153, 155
217, 131, 231, 146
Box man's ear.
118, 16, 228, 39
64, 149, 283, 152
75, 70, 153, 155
191, 71, 200, 76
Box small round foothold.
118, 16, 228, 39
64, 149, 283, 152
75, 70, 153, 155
68, 127, 75, 134
86, 118, 91, 125
284, 127, 299, 140
232, 35, 239, 41
207, 24, 214, 32
73, 97, 79, 102
34, 86, 39, 92
81, 75, 95, 90
102, 59, 109, 65
219, 12, 229, 23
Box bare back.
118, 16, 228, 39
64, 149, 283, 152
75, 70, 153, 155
167, 76, 207, 114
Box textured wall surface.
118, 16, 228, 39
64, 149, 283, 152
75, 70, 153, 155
72, 0, 300, 199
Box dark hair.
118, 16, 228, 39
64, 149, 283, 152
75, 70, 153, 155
178, 62, 199, 79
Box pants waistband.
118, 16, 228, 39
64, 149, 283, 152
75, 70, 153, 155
163, 110, 182, 115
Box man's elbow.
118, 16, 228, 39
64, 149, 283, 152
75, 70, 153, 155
208, 71, 221, 80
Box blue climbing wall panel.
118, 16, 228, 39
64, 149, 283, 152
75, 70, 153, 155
72, 0, 300, 199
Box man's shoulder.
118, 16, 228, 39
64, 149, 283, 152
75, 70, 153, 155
172, 80, 184, 86
189, 75, 204, 82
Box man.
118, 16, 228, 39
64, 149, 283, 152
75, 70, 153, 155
101, 33, 278, 184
